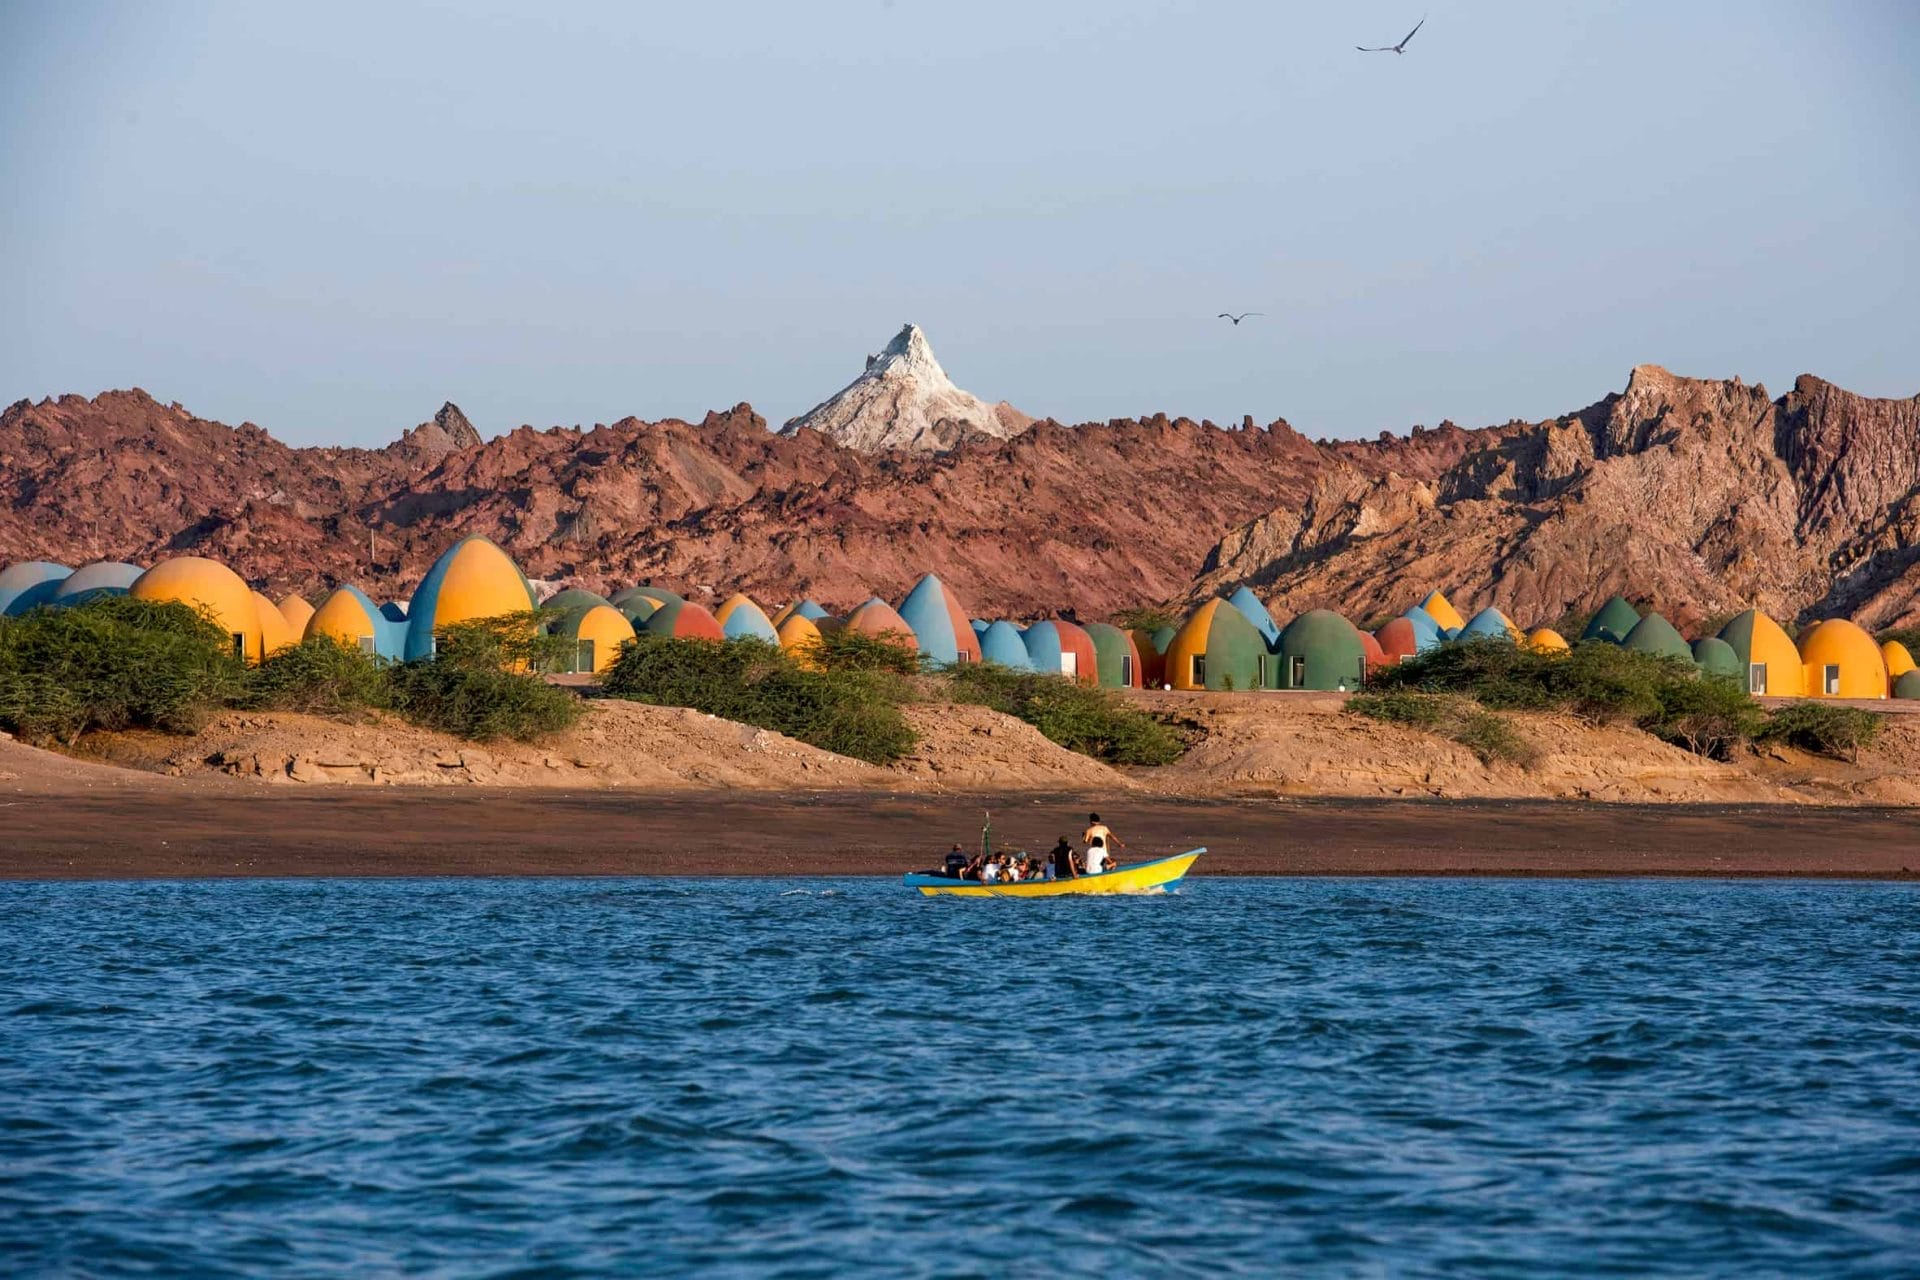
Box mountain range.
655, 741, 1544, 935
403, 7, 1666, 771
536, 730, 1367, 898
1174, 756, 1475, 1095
2, 329, 1916, 628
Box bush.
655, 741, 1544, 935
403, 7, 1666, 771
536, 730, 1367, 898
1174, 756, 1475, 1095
604, 636, 917, 764
0, 597, 244, 743
806, 627, 924, 675
387, 660, 582, 742
1367, 640, 1776, 760
1759, 703, 1884, 763
245, 636, 391, 717
943, 662, 1185, 766
1110, 607, 1179, 633
433, 611, 576, 674
1876, 626, 1920, 655
1347, 688, 1453, 729
1647, 674, 1766, 760
1348, 690, 1539, 768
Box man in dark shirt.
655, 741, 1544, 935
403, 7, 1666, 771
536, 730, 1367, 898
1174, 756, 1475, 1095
944, 844, 968, 878
1049, 837, 1078, 880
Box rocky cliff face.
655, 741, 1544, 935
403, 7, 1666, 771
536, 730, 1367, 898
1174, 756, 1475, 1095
781, 324, 1032, 454
1191, 366, 1920, 630
3, 365, 1916, 627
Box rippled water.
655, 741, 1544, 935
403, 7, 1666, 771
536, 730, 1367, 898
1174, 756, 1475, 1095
3, 878, 1918, 1276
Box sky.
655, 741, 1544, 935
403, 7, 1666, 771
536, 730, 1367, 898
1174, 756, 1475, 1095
1, 1, 1916, 447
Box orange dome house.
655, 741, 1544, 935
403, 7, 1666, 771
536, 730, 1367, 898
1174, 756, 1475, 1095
130, 557, 264, 663
253, 591, 299, 658
1716, 609, 1804, 697
1374, 617, 1419, 665
1880, 640, 1915, 680
776, 613, 825, 669
1358, 628, 1386, 675
1527, 628, 1571, 654
640, 598, 727, 641
842, 598, 920, 649
404, 536, 537, 661
1798, 619, 1888, 699
278, 594, 316, 634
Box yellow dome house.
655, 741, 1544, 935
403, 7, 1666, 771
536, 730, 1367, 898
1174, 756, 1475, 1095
130, 557, 265, 663
1797, 619, 1887, 699
278, 594, 316, 634
253, 591, 298, 659
1420, 590, 1467, 634
404, 536, 537, 661
1527, 628, 1570, 654
549, 604, 635, 674
776, 613, 824, 669
1880, 640, 1915, 681
1715, 609, 1804, 697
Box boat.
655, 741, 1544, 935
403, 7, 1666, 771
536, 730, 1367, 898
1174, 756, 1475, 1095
903, 849, 1204, 897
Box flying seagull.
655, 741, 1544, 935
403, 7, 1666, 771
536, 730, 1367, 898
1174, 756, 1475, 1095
1358, 15, 1425, 53
1217, 312, 1264, 325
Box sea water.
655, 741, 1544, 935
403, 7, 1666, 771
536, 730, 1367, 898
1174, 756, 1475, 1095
1, 878, 1916, 1277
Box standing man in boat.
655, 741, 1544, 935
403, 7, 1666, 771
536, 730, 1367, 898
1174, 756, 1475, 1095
1082, 812, 1123, 873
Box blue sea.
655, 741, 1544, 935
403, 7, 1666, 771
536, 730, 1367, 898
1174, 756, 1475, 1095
2, 878, 1917, 1277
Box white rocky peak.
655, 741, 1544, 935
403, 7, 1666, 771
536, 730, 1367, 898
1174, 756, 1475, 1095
782, 323, 1033, 455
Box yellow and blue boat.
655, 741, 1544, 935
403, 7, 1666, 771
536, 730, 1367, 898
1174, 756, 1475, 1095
903, 849, 1204, 897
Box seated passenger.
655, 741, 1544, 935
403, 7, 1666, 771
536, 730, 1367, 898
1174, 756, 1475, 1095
1084, 837, 1110, 874
981, 857, 1002, 884
1049, 837, 1078, 880
944, 844, 968, 877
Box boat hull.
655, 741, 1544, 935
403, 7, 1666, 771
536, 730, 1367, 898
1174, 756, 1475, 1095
904, 849, 1203, 897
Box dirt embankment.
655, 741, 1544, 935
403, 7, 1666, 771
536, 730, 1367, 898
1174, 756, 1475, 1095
18, 691, 1920, 808
1135, 694, 1920, 806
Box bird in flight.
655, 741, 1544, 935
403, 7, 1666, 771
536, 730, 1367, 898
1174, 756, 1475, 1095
1217, 312, 1264, 326
1358, 15, 1425, 53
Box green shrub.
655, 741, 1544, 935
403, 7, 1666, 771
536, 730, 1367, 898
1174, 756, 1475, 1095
807, 627, 924, 675
1450, 710, 1540, 769
1110, 607, 1179, 633
0, 597, 244, 743
1759, 703, 1884, 763
1349, 690, 1538, 768
1646, 674, 1766, 760
245, 636, 391, 717
603, 636, 917, 764
1347, 688, 1452, 729
1373, 638, 1733, 728
1875, 626, 1920, 655
943, 662, 1185, 766
432, 610, 576, 674
387, 660, 582, 742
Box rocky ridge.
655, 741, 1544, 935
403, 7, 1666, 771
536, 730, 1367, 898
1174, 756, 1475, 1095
2, 363, 1918, 627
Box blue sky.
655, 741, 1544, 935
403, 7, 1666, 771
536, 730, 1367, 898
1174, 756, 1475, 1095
2, 1, 1915, 446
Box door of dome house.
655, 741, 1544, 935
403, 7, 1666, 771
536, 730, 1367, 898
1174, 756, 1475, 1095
1257, 654, 1273, 688
358, 635, 376, 655
230, 633, 246, 661
1289, 656, 1306, 688
1824, 664, 1841, 695
1191, 654, 1207, 687
1059, 651, 1077, 678
1749, 662, 1767, 695
578, 639, 596, 673
1120, 656, 1133, 686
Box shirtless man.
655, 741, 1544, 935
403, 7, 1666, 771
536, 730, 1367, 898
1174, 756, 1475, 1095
1081, 812, 1124, 873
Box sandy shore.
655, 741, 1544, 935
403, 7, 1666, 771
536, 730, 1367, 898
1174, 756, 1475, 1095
6, 787, 1920, 880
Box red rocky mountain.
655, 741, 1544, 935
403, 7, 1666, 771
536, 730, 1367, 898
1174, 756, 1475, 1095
2, 364, 1916, 627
